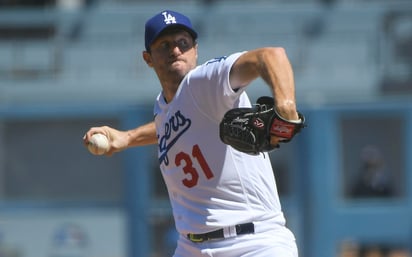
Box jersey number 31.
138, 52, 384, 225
175, 144, 214, 188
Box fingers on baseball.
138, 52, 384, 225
83, 127, 111, 154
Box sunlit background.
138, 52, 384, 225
0, 0, 411, 257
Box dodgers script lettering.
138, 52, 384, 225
158, 111, 191, 166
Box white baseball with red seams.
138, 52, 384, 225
87, 133, 110, 155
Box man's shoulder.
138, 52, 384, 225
194, 52, 245, 73
204, 56, 228, 65
202, 51, 245, 66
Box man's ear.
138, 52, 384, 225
142, 51, 153, 67
194, 43, 198, 60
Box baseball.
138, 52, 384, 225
87, 133, 110, 155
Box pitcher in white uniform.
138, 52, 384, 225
84, 10, 300, 257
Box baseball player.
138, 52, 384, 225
84, 10, 302, 257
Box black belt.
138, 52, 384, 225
187, 222, 255, 243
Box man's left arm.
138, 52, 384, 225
229, 47, 298, 121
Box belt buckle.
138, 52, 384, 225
188, 233, 204, 243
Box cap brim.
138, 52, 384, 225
148, 25, 197, 50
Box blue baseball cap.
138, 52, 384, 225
145, 10, 198, 51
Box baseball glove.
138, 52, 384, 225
219, 96, 306, 154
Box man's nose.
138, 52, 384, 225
170, 43, 183, 56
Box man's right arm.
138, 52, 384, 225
83, 121, 157, 156
127, 121, 158, 147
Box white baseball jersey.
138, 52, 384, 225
154, 52, 286, 235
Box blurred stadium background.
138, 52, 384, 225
0, 0, 411, 257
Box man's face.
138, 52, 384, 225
143, 30, 198, 82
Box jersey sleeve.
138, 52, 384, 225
185, 51, 252, 122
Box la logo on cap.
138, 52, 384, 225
162, 11, 177, 25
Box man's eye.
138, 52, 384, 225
178, 39, 190, 49
160, 42, 170, 50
